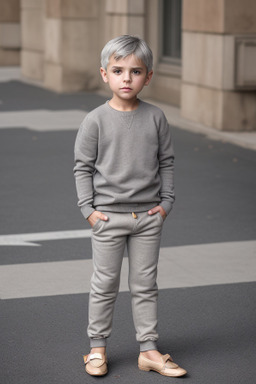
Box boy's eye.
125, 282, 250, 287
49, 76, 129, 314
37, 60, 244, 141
113, 69, 121, 74
133, 70, 141, 75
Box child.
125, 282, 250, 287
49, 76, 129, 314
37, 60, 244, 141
74, 35, 187, 378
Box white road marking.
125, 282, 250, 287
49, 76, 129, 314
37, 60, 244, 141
0, 110, 86, 131
0, 240, 255, 299
0, 230, 92, 246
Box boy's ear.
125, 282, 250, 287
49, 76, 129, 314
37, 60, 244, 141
100, 67, 108, 83
144, 70, 153, 86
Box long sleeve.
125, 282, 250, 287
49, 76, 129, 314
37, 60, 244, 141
158, 118, 175, 215
74, 118, 98, 219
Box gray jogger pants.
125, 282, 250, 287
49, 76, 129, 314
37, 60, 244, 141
88, 210, 164, 352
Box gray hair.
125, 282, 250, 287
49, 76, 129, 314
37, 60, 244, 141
101, 35, 153, 72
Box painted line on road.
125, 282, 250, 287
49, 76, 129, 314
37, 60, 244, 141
0, 110, 87, 131
0, 240, 255, 299
0, 230, 92, 246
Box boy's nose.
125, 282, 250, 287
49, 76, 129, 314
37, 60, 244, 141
123, 71, 131, 82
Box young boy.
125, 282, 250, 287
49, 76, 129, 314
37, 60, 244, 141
74, 35, 187, 378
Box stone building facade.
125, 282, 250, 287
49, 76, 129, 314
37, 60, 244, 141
1, 0, 256, 131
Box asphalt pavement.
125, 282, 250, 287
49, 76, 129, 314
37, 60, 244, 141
0, 72, 256, 384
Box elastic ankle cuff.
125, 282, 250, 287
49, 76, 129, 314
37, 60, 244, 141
140, 340, 157, 352
90, 338, 107, 348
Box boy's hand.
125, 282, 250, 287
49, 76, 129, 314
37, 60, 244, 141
148, 205, 167, 221
87, 211, 108, 228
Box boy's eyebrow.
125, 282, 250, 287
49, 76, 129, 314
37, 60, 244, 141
111, 65, 144, 70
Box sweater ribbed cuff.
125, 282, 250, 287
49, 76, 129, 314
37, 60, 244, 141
81, 205, 95, 220
159, 200, 173, 216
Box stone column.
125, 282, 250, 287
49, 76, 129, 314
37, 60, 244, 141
181, 0, 256, 131
98, 0, 145, 95
0, 0, 20, 65
44, 0, 100, 92
104, 0, 145, 41
21, 0, 45, 81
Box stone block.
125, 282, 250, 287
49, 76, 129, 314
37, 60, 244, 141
61, 19, 99, 72
45, 0, 61, 18
44, 61, 100, 92
105, 15, 144, 41
61, 68, 100, 91
222, 91, 256, 131
183, 32, 255, 91
224, 0, 256, 34
44, 62, 62, 91
21, 49, 44, 80
0, 23, 21, 48
149, 74, 181, 107
181, 83, 256, 131
21, 0, 44, 9
182, 32, 224, 89
106, 0, 145, 15
0, 0, 20, 22
46, 0, 98, 19
44, 18, 62, 64
182, 0, 224, 33
0, 47, 20, 65
181, 83, 223, 130
127, 16, 144, 37
21, 7, 44, 51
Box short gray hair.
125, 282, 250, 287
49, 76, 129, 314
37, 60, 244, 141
101, 35, 153, 72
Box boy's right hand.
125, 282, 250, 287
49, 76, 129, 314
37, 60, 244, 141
87, 211, 108, 228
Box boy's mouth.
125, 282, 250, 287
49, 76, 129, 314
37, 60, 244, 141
121, 87, 132, 92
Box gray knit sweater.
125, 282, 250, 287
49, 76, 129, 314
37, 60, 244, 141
74, 100, 175, 219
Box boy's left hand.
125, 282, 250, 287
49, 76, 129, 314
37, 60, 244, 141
148, 205, 167, 221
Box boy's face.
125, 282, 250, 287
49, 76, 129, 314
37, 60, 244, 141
100, 54, 153, 103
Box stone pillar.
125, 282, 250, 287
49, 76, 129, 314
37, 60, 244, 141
44, 0, 100, 92
0, 0, 20, 66
98, 0, 146, 95
21, 0, 45, 81
181, 0, 256, 131
104, 0, 145, 41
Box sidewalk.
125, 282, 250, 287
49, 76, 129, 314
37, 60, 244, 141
1, 66, 256, 150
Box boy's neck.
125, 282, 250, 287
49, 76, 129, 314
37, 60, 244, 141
108, 97, 140, 112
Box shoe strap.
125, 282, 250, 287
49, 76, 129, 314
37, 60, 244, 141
163, 354, 173, 363
84, 353, 104, 365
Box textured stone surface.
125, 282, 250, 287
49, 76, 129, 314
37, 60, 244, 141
224, 0, 256, 34
105, 14, 144, 40
106, 0, 145, 14
21, 50, 44, 80
21, 7, 44, 51
0, 48, 20, 65
183, 0, 224, 33
0, 23, 21, 48
181, 83, 256, 131
182, 32, 224, 89
46, 0, 98, 19
0, 0, 20, 22
44, 18, 62, 64
150, 74, 181, 107
222, 91, 256, 131
181, 83, 223, 130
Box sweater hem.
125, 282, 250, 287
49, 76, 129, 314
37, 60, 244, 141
95, 202, 159, 213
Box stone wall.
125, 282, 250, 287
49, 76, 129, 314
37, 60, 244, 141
0, 0, 20, 65
3, 0, 255, 131
181, 0, 256, 131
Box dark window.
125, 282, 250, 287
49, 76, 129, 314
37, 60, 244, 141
162, 0, 182, 62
